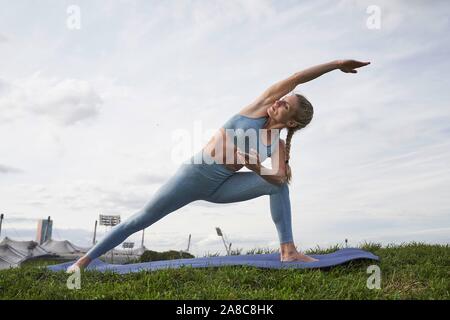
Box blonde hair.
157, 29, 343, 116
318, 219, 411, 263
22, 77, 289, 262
285, 93, 314, 183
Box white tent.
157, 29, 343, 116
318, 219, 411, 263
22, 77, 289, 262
0, 237, 92, 269
0, 257, 15, 270
0, 237, 54, 269
41, 239, 91, 258
0, 243, 28, 270
0, 237, 49, 257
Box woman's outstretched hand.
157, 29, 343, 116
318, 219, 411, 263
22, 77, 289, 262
337, 59, 371, 73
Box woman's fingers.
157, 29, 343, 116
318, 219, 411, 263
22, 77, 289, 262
354, 60, 370, 68
237, 149, 259, 165
340, 60, 370, 74
237, 150, 250, 164
249, 148, 260, 160
236, 151, 246, 165
247, 149, 259, 163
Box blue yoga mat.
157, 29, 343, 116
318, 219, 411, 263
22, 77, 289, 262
47, 248, 379, 274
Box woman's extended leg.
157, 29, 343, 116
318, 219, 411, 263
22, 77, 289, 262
68, 162, 223, 271
84, 172, 200, 260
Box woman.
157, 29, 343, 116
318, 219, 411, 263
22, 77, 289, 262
68, 59, 370, 272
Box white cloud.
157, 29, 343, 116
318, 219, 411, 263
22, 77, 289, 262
0, 164, 23, 174
0, 0, 449, 255
131, 173, 168, 185
0, 73, 102, 125
0, 33, 8, 43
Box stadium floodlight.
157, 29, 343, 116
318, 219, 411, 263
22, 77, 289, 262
99, 214, 121, 263
123, 242, 135, 259
122, 242, 134, 249
99, 214, 121, 226
215, 227, 230, 255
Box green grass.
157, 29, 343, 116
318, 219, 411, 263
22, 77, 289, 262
0, 242, 448, 300
140, 250, 195, 262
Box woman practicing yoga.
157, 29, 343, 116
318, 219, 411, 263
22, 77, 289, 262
68, 59, 370, 272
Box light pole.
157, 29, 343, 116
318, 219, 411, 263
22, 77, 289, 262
92, 220, 98, 245
216, 227, 231, 255
141, 228, 145, 248
186, 234, 191, 252
99, 214, 121, 263
122, 242, 134, 259
0, 213, 4, 239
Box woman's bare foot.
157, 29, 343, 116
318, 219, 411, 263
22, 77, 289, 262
280, 242, 319, 263
281, 252, 319, 263
66, 255, 92, 273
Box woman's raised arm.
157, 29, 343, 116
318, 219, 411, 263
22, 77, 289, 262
243, 59, 371, 115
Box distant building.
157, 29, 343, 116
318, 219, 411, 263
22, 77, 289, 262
36, 219, 53, 245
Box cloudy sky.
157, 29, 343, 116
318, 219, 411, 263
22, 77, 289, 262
0, 0, 449, 256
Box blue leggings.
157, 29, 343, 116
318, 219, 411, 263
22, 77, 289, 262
85, 153, 293, 260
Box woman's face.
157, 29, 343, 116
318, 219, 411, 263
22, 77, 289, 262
267, 94, 299, 127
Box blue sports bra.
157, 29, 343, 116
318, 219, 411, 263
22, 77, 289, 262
222, 114, 279, 162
